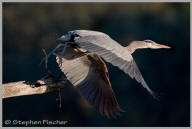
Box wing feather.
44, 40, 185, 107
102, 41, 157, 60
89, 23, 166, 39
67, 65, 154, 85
74, 34, 158, 99
56, 46, 123, 118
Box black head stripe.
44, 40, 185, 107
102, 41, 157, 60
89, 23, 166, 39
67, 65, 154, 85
144, 40, 153, 43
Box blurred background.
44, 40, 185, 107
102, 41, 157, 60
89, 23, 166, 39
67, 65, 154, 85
3, 3, 190, 127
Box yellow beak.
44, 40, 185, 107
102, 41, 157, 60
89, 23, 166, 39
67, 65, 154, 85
157, 44, 171, 49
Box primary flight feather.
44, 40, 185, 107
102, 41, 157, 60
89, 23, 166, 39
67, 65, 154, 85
46, 30, 170, 118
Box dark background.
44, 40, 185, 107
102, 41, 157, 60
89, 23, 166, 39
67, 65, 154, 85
3, 3, 190, 127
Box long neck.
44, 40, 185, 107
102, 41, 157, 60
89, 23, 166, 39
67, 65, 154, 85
126, 41, 148, 54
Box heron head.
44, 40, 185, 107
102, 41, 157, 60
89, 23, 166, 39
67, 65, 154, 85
144, 40, 171, 49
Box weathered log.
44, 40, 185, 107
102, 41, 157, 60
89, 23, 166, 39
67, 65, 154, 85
2, 73, 67, 99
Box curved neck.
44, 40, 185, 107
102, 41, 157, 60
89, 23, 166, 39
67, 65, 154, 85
126, 41, 148, 54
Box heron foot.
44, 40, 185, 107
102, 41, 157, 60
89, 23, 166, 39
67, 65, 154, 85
40, 43, 65, 69
59, 42, 75, 57
40, 42, 74, 68
56, 42, 74, 66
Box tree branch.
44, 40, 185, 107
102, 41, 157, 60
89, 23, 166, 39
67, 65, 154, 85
2, 73, 67, 99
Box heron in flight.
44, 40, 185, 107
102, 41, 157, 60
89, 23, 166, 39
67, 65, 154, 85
45, 30, 170, 118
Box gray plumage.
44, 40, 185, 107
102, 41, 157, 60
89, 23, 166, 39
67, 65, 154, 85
55, 46, 123, 119
54, 30, 171, 118
58, 30, 169, 99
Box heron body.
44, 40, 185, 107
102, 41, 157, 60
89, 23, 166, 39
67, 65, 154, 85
55, 46, 122, 119
46, 30, 170, 119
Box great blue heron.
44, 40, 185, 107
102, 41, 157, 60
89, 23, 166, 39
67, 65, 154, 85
45, 30, 170, 119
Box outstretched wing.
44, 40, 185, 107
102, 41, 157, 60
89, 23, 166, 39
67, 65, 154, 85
56, 46, 123, 119
74, 34, 158, 99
